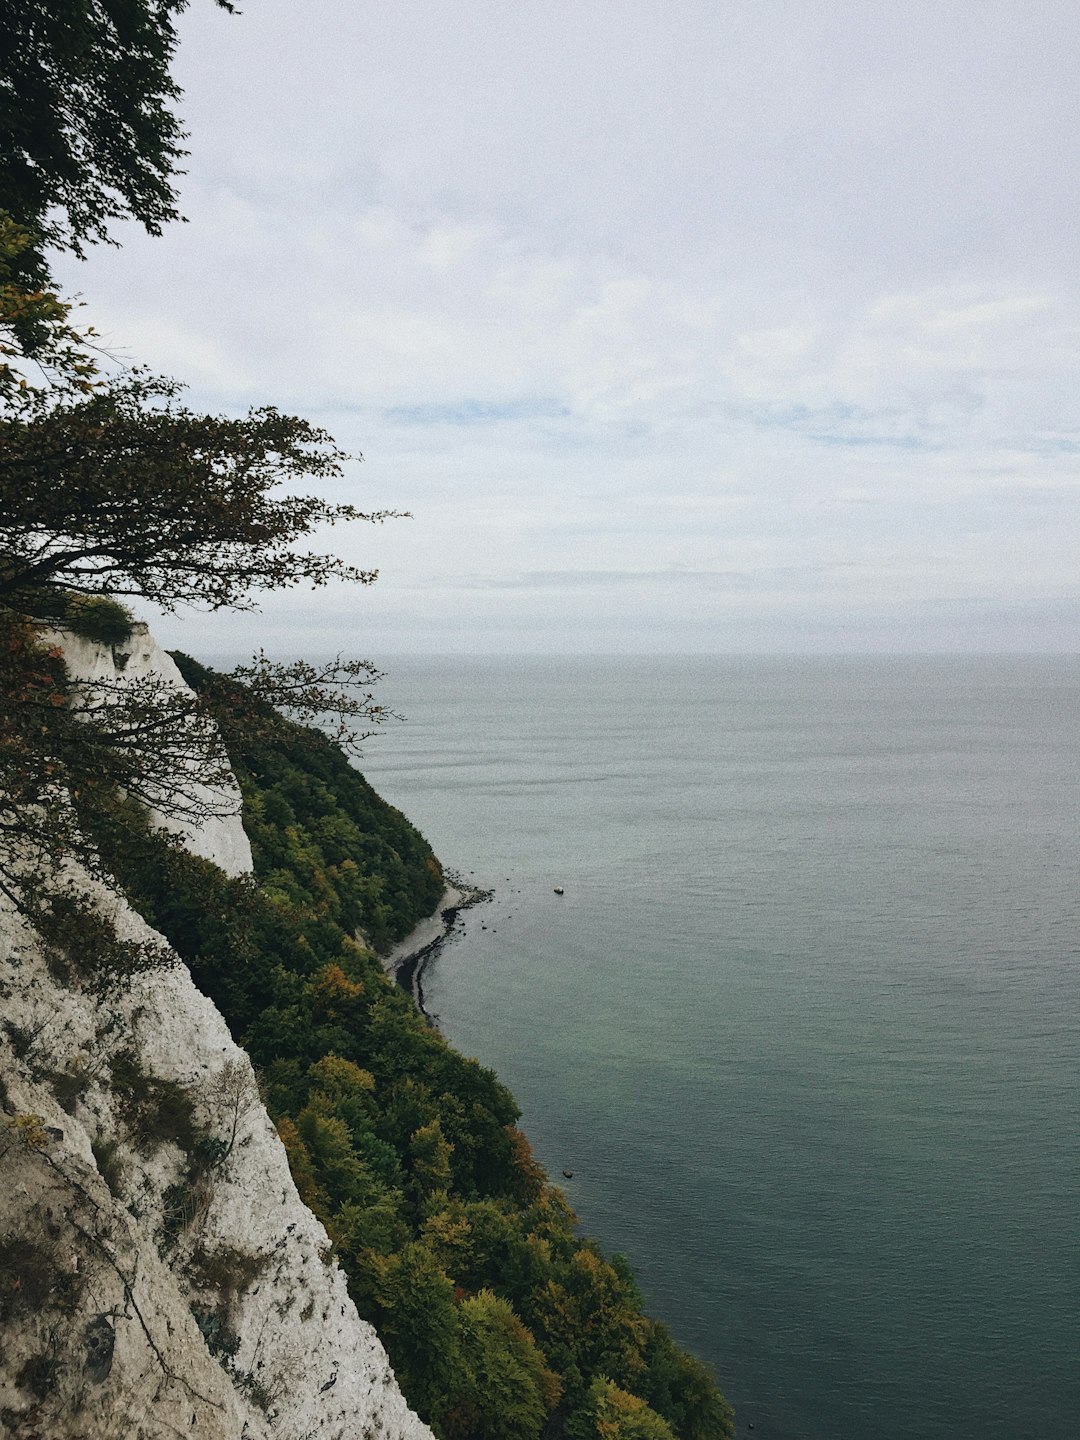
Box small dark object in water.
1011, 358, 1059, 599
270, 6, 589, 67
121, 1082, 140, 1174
562, 1169, 573, 1179
554, 886, 565, 895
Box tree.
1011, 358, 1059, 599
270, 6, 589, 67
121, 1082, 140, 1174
0, 362, 400, 916
454, 1289, 561, 1440
567, 1377, 678, 1440
409, 1119, 454, 1202
0, 6, 396, 782
0, 604, 239, 967
638, 1321, 735, 1440
0, 372, 397, 611
0, 0, 236, 392
0, 0, 235, 274
372, 1242, 465, 1423
0, 369, 402, 981
527, 1245, 649, 1389
0, 214, 99, 397
0, 0, 407, 961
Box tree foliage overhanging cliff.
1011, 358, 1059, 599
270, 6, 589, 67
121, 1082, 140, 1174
1, 0, 235, 276
0, 367, 398, 904
0, 370, 398, 611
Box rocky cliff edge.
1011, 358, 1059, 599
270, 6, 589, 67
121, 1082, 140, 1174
0, 626, 434, 1440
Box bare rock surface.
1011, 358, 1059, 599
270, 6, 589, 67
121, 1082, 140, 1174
380, 883, 466, 975
55, 624, 254, 877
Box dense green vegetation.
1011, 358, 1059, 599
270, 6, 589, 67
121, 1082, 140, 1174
172, 653, 445, 955
93, 661, 733, 1440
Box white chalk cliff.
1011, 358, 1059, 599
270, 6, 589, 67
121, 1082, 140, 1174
57, 624, 255, 878
0, 626, 434, 1440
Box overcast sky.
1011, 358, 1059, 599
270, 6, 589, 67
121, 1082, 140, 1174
58, 0, 1080, 654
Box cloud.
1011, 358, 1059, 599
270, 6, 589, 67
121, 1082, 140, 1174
386, 399, 570, 426
806, 433, 936, 451
446, 568, 835, 593
52, 0, 1080, 652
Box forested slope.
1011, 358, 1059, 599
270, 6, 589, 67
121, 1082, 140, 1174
97, 661, 734, 1440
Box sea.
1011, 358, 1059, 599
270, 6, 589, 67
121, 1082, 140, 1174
355, 655, 1080, 1440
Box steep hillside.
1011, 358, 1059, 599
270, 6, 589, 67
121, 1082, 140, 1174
96, 658, 735, 1440
170, 651, 446, 957
0, 626, 434, 1440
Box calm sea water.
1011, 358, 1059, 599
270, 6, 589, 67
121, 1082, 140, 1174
356, 656, 1080, 1440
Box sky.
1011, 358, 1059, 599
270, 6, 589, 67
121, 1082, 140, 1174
57, 0, 1080, 655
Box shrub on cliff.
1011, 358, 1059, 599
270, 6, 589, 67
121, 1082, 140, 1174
34, 593, 135, 645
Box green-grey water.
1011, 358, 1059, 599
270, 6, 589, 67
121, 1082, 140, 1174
357, 655, 1080, 1440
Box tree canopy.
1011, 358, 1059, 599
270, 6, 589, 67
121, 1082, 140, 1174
0, 213, 98, 397
0, 372, 394, 612
0, 0, 234, 272
88, 698, 735, 1440
0, 6, 396, 895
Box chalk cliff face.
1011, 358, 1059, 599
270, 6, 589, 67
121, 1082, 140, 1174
57, 624, 255, 878
0, 628, 434, 1440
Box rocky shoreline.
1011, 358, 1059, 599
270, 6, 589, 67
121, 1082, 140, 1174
382, 876, 490, 1021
